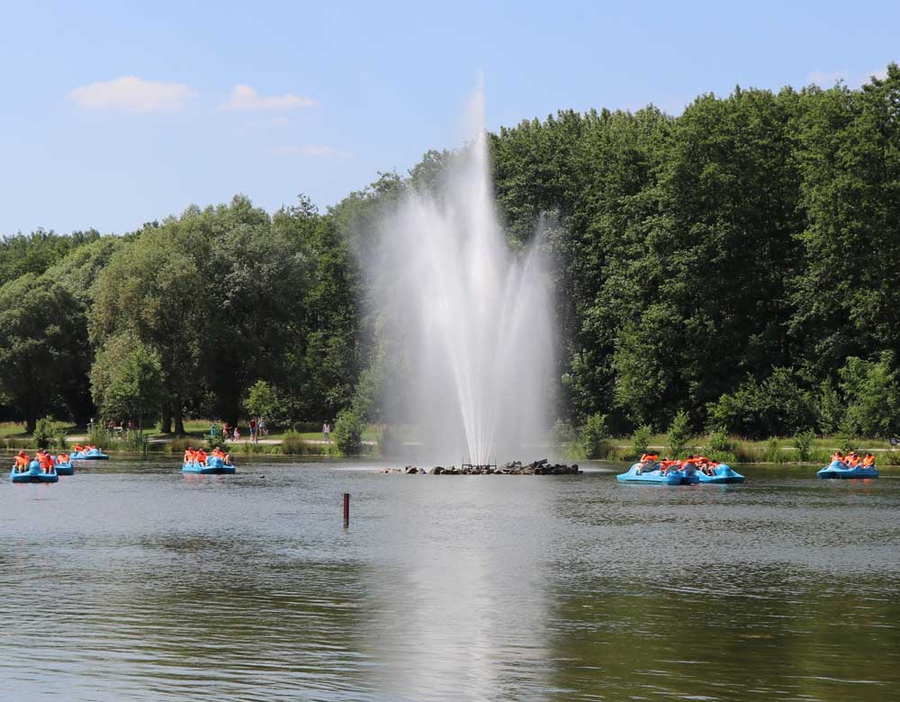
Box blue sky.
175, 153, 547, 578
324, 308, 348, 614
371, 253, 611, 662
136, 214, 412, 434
1, 0, 897, 235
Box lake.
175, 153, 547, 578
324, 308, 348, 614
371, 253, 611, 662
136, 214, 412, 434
1, 458, 898, 701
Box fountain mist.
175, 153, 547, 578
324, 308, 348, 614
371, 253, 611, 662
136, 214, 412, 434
374, 87, 556, 465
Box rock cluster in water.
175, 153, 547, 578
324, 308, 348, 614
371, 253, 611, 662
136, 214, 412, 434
381, 459, 581, 475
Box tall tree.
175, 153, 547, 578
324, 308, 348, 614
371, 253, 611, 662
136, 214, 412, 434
0, 274, 86, 431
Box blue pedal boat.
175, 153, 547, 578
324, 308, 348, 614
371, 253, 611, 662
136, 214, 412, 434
697, 464, 745, 484
817, 460, 878, 479
71, 448, 109, 460
182, 456, 236, 475
10, 460, 59, 483
617, 463, 699, 485
54, 461, 74, 476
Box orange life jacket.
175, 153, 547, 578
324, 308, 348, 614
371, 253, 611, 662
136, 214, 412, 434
862, 454, 876, 467
73, 444, 84, 452
57, 453, 69, 463
196, 450, 208, 463
15, 453, 29, 468
184, 450, 195, 463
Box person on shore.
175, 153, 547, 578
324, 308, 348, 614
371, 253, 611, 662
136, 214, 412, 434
250, 418, 257, 443
210, 423, 217, 440
14, 450, 29, 472
234, 426, 241, 441
223, 422, 230, 440
323, 422, 331, 443
258, 418, 266, 438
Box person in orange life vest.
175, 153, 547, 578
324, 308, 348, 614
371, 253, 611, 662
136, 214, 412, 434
696, 455, 714, 476
637, 453, 658, 474
211, 446, 225, 460
831, 451, 845, 465
195, 449, 208, 465
14, 450, 29, 472
659, 458, 679, 474
861, 453, 876, 467
56, 452, 70, 464
72, 444, 85, 453
37, 449, 54, 474
680, 455, 699, 474
184, 447, 195, 464
845, 452, 860, 468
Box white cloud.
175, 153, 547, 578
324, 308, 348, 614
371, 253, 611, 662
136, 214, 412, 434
867, 67, 889, 81
272, 145, 353, 158
70, 76, 197, 113
808, 70, 849, 87
224, 84, 318, 110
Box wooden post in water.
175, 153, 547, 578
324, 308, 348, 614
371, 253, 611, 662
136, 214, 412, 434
343, 492, 350, 528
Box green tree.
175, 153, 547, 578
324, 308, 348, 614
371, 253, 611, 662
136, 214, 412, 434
838, 353, 900, 438
0, 274, 86, 431
91, 335, 165, 432
90, 218, 207, 433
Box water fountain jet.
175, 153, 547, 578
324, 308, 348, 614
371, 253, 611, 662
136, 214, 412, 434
372, 85, 556, 466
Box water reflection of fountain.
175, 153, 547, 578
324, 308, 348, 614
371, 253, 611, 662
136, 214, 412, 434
374, 84, 556, 466
358, 479, 555, 700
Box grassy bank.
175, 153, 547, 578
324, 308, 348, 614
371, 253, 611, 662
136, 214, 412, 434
592, 433, 900, 466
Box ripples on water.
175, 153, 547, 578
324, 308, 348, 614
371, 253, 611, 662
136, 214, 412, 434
1, 460, 898, 701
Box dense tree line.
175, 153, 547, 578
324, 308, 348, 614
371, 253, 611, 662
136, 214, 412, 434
0, 65, 898, 438
490, 63, 900, 438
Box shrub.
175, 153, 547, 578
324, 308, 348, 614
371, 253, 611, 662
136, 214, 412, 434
33, 416, 55, 449
281, 430, 306, 455
792, 430, 815, 462
707, 368, 814, 439
121, 430, 149, 454
630, 425, 652, 460
666, 410, 692, 458
579, 413, 611, 459
764, 436, 784, 464
53, 426, 69, 452
836, 417, 858, 452
334, 408, 365, 456
88, 426, 116, 449
205, 433, 229, 453
838, 353, 900, 438
704, 430, 737, 464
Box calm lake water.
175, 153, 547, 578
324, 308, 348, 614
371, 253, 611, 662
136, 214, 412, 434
1, 458, 898, 701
